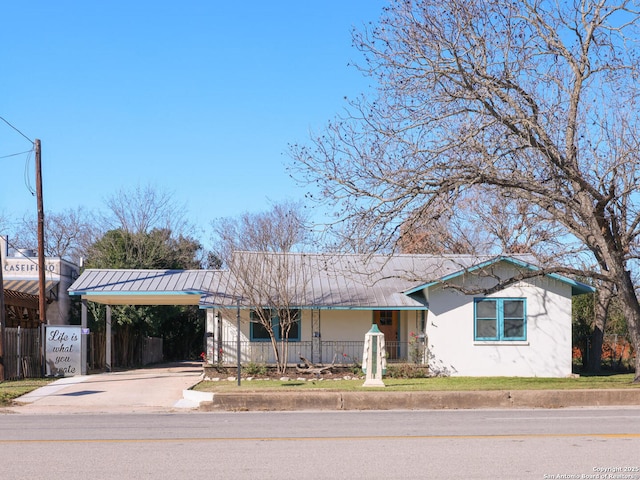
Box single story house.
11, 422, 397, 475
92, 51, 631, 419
68, 252, 594, 377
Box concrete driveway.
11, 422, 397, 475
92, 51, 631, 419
8, 362, 206, 414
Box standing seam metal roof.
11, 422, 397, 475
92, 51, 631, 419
69, 269, 211, 294
199, 252, 520, 309
68, 253, 592, 308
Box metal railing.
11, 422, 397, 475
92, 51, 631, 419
216, 340, 414, 366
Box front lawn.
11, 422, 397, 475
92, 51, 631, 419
0, 379, 54, 406
194, 373, 640, 393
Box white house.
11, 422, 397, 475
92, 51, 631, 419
201, 252, 594, 377
68, 252, 594, 377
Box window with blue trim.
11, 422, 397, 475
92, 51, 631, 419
474, 298, 526, 341
250, 309, 300, 341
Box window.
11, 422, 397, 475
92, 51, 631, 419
378, 310, 394, 326
474, 298, 526, 341
250, 309, 301, 341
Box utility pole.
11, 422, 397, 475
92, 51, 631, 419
35, 139, 46, 377
35, 139, 46, 325
0, 245, 5, 382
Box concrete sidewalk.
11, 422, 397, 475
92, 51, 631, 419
6, 363, 640, 413
7, 362, 207, 414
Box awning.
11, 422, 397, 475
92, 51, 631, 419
3, 279, 58, 296
2, 280, 59, 309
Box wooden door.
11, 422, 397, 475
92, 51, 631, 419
374, 310, 399, 360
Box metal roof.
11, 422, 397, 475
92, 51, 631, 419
199, 252, 522, 309
403, 255, 596, 297
67, 253, 594, 308
68, 269, 213, 305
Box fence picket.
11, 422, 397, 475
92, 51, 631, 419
2, 327, 42, 380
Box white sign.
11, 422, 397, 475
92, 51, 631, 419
45, 326, 82, 376
3, 261, 58, 275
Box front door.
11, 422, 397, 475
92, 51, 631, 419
374, 310, 399, 360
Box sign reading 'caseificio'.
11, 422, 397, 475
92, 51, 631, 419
3, 261, 57, 274
45, 326, 82, 376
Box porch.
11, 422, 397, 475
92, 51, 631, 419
212, 340, 424, 366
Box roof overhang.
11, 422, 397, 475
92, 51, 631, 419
68, 269, 212, 306
403, 256, 596, 297
70, 291, 204, 306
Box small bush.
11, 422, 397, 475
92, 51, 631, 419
385, 364, 429, 379
243, 362, 267, 377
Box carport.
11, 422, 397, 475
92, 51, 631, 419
68, 269, 212, 373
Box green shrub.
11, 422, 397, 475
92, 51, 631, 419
243, 362, 267, 377
385, 363, 429, 379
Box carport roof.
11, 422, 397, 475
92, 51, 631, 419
68, 269, 213, 305
68, 253, 595, 308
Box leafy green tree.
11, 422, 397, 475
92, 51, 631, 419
85, 227, 205, 364
86, 228, 202, 270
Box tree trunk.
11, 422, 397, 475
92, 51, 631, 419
614, 271, 640, 383
270, 336, 281, 374
587, 282, 614, 373
281, 338, 289, 375
588, 324, 605, 373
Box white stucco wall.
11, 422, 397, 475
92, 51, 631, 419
317, 310, 373, 340
425, 274, 574, 377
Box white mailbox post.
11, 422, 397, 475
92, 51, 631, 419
362, 324, 387, 387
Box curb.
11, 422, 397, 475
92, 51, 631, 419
199, 389, 640, 411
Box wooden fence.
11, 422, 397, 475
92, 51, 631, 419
3, 327, 42, 380
1, 327, 163, 378
88, 333, 163, 371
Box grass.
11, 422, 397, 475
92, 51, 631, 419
194, 373, 640, 393
0, 378, 54, 406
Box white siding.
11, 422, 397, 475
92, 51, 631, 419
426, 274, 573, 377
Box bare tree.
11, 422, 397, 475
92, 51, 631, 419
227, 251, 310, 374
211, 202, 311, 373
12, 207, 97, 263
291, 1, 640, 380
210, 201, 311, 267
103, 183, 191, 236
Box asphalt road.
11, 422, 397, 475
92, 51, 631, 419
2, 408, 640, 479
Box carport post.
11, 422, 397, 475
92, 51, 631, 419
81, 299, 88, 375
106, 305, 112, 372
236, 300, 241, 386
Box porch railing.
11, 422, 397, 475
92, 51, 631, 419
216, 340, 415, 366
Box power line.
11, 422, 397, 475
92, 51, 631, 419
0, 148, 34, 160
23, 148, 35, 195
0, 115, 34, 144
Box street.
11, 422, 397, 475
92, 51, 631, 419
1, 408, 640, 479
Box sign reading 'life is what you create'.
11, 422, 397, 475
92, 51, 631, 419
45, 326, 82, 376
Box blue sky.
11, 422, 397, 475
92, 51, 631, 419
0, 1, 386, 247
